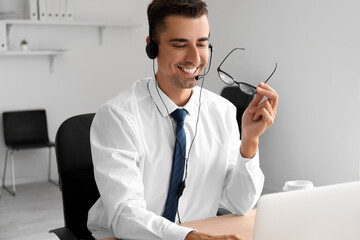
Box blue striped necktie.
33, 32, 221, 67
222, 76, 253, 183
163, 108, 187, 222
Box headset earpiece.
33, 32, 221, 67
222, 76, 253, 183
146, 39, 158, 60
146, 23, 158, 59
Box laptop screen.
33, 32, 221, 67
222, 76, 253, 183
253, 181, 360, 240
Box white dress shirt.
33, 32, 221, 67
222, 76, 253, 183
87, 77, 265, 240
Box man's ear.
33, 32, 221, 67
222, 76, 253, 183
146, 36, 150, 44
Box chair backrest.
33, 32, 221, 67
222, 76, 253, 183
220, 86, 254, 138
2, 109, 50, 146
55, 113, 99, 240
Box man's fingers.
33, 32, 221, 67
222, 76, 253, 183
253, 107, 275, 126
256, 86, 277, 102
185, 231, 245, 240
260, 82, 276, 92
250, 100, 275, 119
218, 234, 245, 240
248, 92, 263, 108
256, 82, 278, 111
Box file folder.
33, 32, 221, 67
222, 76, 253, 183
59, 0, 67, 22
46, 0, 53, 21
38, 0, 47, 21
66, 0, 74, 21
0, 22, 7, 51
29, 0, 39, 21
53, 0, 60, 22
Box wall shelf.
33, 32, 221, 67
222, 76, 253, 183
0, 19, 141, 27
0, 20, 141, 49
0, 20, 141, 73
0, 50, 68, 73
0, 50, 67, 55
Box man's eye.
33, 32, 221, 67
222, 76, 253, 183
173, 45, 186, 48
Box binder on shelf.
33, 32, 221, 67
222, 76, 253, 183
29, 0, 39, 21
38, 0, 47, 21
0, 23, 7, 52
59, 0, 67, 21
66, 0, 74, 21
46, 0, 53, 21
58, 0, 66, 22
53, 0, 60, 22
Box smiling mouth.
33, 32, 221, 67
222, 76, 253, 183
178, 66, 199, 75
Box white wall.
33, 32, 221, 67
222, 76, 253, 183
205, 0, 360, 192
1, 0, 359, 193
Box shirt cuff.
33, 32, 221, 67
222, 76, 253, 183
91, 227, 113, 240
164, 224, 196, 240
238, 148, 260, 174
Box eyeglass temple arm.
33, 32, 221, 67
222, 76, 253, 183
264, 62, 278, 84
217, 48, 246, 70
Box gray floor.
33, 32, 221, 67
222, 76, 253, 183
0, 181, 63, 240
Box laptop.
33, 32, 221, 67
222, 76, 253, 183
252, 181, 360, 240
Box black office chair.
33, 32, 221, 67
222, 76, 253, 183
220, 86, 254, 139
50, 113, 99, 240
2, 109, 57, 196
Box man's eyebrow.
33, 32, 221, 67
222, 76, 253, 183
198, 37, 209, 42
168, 37, 209, 43
169, 38, 188, 43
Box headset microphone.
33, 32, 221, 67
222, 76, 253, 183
194, 72, 206, 80
195, 43, 213, 80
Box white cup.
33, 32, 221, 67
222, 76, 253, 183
283, 180, 314, 191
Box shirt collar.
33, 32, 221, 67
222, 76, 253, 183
148, 77, 200, 118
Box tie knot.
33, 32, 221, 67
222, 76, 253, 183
171, 109, 187, 123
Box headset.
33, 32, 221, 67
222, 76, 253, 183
146, 25, 159, 60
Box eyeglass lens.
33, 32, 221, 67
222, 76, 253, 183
218, 71, 257, 95
239, 84, 256, 95
218, 71, 234, 85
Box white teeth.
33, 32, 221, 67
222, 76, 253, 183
181, 67, 197, 74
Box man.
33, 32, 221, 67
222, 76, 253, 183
87, 0, 278, 240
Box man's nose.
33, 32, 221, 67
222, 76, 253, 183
185, 45, 201, 64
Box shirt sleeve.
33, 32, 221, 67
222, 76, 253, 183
88, 105, 194, 240
219, 108, 265, 216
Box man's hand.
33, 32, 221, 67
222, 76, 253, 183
186, 231, 245, 240
240, 82, 278, 158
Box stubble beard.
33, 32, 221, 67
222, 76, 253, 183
170, 75, 198, 89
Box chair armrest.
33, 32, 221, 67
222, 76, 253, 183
49, 227, 78, 240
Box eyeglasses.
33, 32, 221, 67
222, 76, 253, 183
217, 48, 277, 95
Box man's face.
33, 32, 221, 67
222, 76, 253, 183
156, 15, 210, 89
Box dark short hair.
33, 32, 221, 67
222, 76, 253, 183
147, 0, 208, 43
